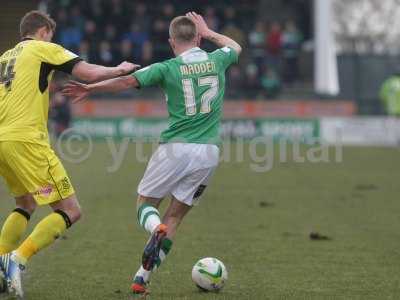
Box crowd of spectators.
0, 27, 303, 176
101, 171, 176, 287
42, 0, 305, 99
232, 19, 303, 98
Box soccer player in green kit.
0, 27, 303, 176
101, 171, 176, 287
63, 12, 242, 295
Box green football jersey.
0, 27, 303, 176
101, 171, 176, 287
132, 46, 238, 145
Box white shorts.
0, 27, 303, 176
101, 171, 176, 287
138, 143, 219, 206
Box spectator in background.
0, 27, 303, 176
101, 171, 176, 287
107, 0, 126, 30
266, 21, 282, 72
226, 65, 243, 98
38, 0, 49, 13
55, 8, 68, 30
204, 6, 219, 31
261, 69, 281, 98
78, 40, 94, 63
161, 3, 175, 22
70, 5, 85, 30
98, 41, 114, 66
131, 3, 150, 33
104, 24, 118, 44
151, 2, 174, 61
58, 23, 82, 52
141, 41, 153, 65
118, 39, 135, 64
221, 23, 246, 50
50, 81, 71, 137
223, 7, 236, 25
245, 64, 262, 98
88, 0, 104, 24
201, 6, 221, 51
123, 23, 149, 61
249, 21, 266, 74
110, 0, 122, 9
48, 0, 288, 98
83, 20, 100, 44
379, 70, 400, 116
53, 8, 67, 42
152, 19, 170, 60
282, 20, 302, 84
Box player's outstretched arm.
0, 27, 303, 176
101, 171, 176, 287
62, 75, 139, 103
71, 61, 140, 83
187, 12, 242, 55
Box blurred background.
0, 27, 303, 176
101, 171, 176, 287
1, 0, 400, 145
2, 3, 400, 299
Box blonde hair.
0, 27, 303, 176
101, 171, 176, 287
169, 16, 197, 43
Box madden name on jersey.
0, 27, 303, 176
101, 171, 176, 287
180, 61, 216, 76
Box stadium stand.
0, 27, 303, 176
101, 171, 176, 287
39, 0, 311, 99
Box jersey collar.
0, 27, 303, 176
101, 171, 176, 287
21, 37, 34, 41
179, 47, 202, 57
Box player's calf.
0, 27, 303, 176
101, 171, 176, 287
0, 208, 31, 256
162, 196, 192, 239
12, 195, 81, 266
0, 195, 81, 297
0, 195, 36, 256
50, 195, 82, 224
136, 196, 163, 235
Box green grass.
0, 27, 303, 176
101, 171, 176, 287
1, 143, 400, 299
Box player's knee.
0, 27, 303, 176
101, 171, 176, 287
15, 195, 37, 215
54, 207, 81, 228
51, 194, 82, 225
68, 206, 82, 224
136, 195, 146, 210
137, 194, 161, 210
16, 203, 36, 216
13, 207, 33, 222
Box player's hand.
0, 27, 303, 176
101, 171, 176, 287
117, 61, 140, 75
186, 12, 211, 38
62, 81, 90, 103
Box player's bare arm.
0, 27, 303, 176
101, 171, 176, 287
62, 76, 139, 103
15, 13, 139, 84
71, 61, 140, 83
186, 12, 242, 55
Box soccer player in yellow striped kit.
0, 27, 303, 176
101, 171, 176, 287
0, 11, 138, 297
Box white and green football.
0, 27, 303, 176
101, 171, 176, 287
191, 257, 228, 292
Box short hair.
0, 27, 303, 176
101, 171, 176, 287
20, 10, 56, 38
169, 16, 197, 43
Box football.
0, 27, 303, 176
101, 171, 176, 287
192, 257, 228, 292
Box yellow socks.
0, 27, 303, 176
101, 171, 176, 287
0, 209, 30, 255
15, 212, 68, 265
0, 209, 72, 265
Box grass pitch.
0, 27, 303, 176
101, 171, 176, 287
0, 142, 399, 300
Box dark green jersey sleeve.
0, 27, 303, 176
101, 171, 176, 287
211, 46, 239, 70
132, 63, 166, 88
